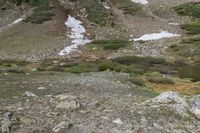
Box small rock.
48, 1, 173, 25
52, 121, 69, 132
37, 86, 47, 90
25, 91, 37, 97
4, 73, 8, 76
0, 112, 12, 132
55, 94, 80, 110
147, 91, 189, 117
113, 118, 123, 125
149, 91, 187, 105
190, 95, 200, 119
53, 60, 59, 64
31, 68, 37, 71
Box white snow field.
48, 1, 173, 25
59, 15, 91, 56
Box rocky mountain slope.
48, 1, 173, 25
0, 0, 200, 132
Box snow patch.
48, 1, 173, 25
0, 17, 24, 32
59, 15, 92, 56
104, 5, 110, 9
131, 0, 148, 5
169, 22, 180, 26
133, 31, 181, 41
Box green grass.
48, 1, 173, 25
91, 40, 130, 50
64, 63, 98, 73
181, 23, 200, 35
24, 0, 54, 24
173, 2, 200, 18
128, 77, 145, 86
112, 56, 171, 66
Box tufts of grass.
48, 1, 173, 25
78, 0, 109, 26
173, 2, 200, 18
147, 77, 174, 84
92, 40, 130, 50
181, 23, 200, 35
128, 77, 145, 86
64, 63, 98, 73
110, 0, 142, 16
112, 56, 171, 66
24, 0, 54, 24
182, 36, 200, 46
98, 60, 146, 74
98, 61, 117, 71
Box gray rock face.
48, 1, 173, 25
147, 91, 189, 117
148, 91, 187, 105
0, 112, 12, 133
190, 95, 200, 119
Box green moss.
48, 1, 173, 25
92, 40, 130, 50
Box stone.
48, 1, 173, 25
37, 86, 47, 90
25, 91, 37, 97
0, 112, 12, 132
113, 118, 123, 125
55, 94, 80, 110
147, 91, 189, 117
190, 95, 200, 119
149, 91, 187, 105
52, 121, 69, 132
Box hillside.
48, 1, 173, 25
0, 0, 200, 132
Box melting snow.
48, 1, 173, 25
104, 5, 110, 9
131, 0, 148, 5
169, 22, 180, 26
133, 31, 181, 41
59, 15, 92, 56
0, 17, 24, 31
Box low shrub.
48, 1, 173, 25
173, 2, 200, 18
92, 40, 130, 50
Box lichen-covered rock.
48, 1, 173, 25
55, 94, 80, 110
0, 112, 12, 133
190, 95, 200, 119
146, 91, 190, 117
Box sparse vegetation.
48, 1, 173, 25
181, 23, 200, 35
77, 0, 110, 25
91, 40, 130, 50
112, 56, 171, 66
173, 2, 200, 18
110, 0, 142, 16
24, 0, 54, 24
147, 77, 174, 84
